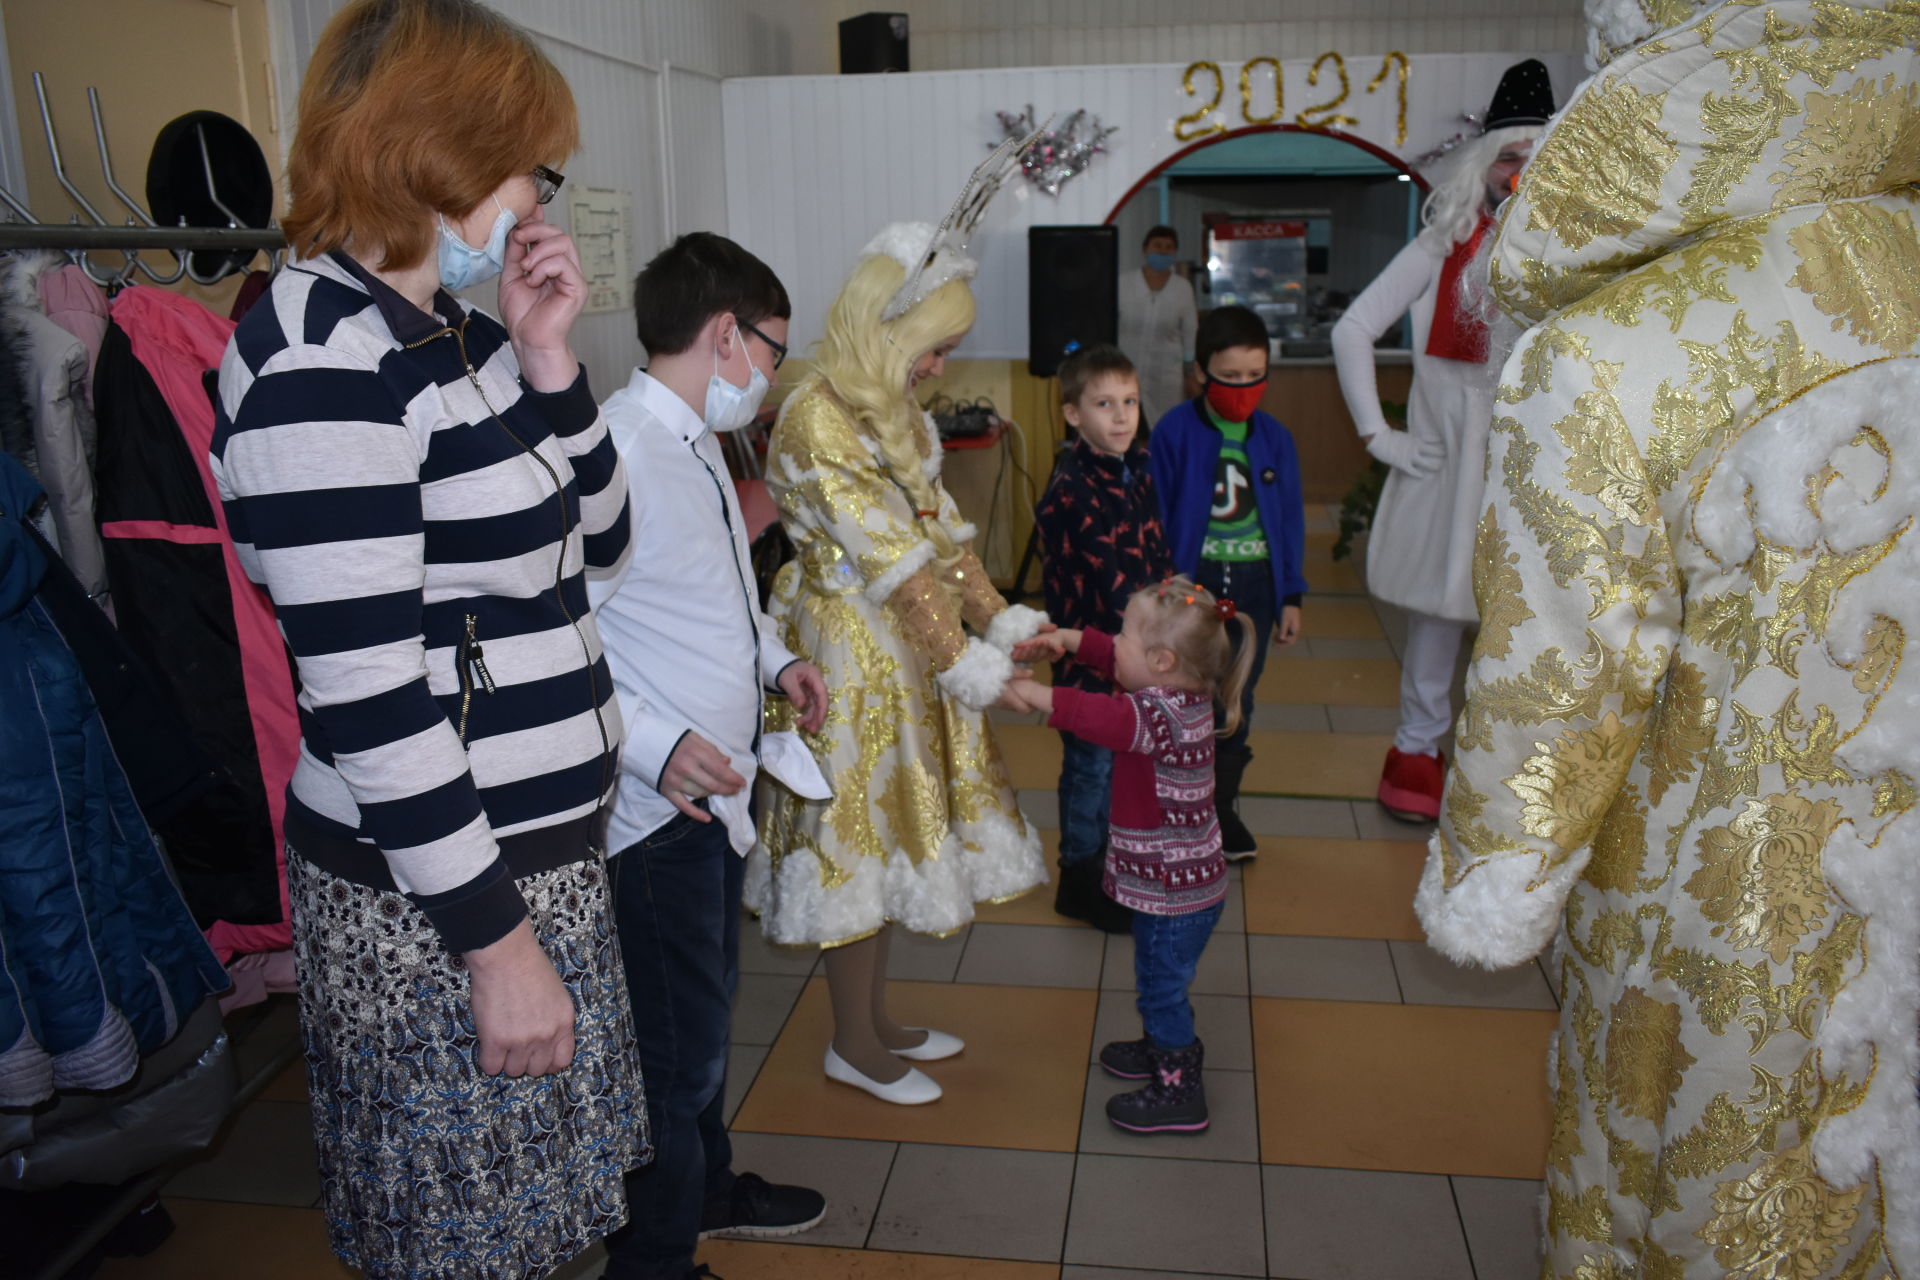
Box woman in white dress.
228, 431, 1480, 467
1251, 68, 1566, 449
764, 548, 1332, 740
750, 214, 1050, 1106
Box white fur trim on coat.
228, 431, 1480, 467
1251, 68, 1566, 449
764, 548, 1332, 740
1415, 836, 1585, 970
938, 637, 1013, 711
985, 604, 1048, 652
1810, 818, 1920, 1272
864, 539, 938, 607
744, 809, 1046, 946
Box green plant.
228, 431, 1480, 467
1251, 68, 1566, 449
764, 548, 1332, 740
1332, 398, 1406, 562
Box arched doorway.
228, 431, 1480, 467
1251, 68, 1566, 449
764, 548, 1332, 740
1105, 124, 1427, 503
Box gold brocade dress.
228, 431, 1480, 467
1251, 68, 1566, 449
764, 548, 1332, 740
747, 382, 1046, 946
1415, 2, 1920, 1275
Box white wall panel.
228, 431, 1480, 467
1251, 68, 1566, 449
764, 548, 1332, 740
819, 2, 1584, 70
668, 66, 727, 238
724, 51, 1582, 360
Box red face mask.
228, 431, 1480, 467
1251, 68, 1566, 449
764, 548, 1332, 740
1204, 375, 1267, 424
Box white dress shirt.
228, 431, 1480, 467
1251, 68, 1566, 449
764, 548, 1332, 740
589, 369, 800, 855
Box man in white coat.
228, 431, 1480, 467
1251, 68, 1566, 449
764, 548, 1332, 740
1331, 59, 1554, 822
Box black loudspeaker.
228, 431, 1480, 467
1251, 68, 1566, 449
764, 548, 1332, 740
839, 13, 909, 74
1028, 225, 1118, 379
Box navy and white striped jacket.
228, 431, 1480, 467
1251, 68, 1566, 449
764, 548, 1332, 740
210, 251, 630, 951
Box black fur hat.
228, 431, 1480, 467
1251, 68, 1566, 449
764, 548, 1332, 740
1485, 59, 1556, 129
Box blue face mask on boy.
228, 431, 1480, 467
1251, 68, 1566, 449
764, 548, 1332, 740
1146, 252, 1177, 272
436, 197, 515, 293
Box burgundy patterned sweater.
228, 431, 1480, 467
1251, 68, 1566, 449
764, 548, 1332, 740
1047, 628, 1226, 915
1035, 439, 1172, 692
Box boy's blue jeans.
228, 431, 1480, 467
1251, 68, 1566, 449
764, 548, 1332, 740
602, 808, 741, 1280
1056, 733, 1113, 866
1133, 901, 1225, 1050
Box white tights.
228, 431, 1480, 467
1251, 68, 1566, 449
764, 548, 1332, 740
1394, 612, 1468, 757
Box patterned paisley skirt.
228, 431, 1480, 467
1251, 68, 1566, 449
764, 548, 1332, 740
287, 849, 649, 1280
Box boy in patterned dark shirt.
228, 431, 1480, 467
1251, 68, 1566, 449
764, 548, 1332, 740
1034, 345, 1173, 931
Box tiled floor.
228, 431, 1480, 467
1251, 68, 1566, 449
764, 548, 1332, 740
105, 508, 1553, 1279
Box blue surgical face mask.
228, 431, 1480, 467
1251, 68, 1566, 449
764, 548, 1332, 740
705, 335, 772, 432
436, 197, 515, 292
1146, 251, 1176, 271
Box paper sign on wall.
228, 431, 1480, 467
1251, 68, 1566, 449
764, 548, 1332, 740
568, 187, 632, 314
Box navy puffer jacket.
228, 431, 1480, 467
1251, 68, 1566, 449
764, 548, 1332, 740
0, 453, 226, 1108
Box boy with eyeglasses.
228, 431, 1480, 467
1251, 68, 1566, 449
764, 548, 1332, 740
591, 232, 827, 1280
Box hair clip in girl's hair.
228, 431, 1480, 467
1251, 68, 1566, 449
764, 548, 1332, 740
1216, 598, 1238, 622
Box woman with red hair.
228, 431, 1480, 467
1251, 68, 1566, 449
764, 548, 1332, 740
208, 2, 644, 1275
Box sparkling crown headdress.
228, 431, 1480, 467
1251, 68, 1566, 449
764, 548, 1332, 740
869, 122, 1048, 322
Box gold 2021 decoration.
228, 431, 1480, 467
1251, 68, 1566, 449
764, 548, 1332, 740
1240, 57, 1284, 125
1297, 52, 1359, 128
1368, 51, 1410, 145
1174, 61, 1228, 141
1175, 52, 1411, 145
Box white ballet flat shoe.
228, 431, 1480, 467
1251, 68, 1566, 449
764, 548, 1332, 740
824, 1043, 943, 1105
890, 1028, 965, 1062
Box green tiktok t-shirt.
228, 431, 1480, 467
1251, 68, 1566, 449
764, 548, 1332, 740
1202, 408, 1269, 562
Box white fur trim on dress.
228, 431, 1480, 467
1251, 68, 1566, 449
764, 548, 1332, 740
937, 637, 1013, 711
745, 809, 1046, 946
950, 522, 978, 543
1415, 837, 1585, 970
865, 221, 979, 318
919, 411, 946, 481
985, 604, 1048, 652
864, 539, 938, 607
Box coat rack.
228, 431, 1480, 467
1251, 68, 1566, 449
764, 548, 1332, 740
0, 74, 285, 286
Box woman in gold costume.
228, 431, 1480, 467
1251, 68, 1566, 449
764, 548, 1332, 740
749, 218, 1048, 1104
1417, 0, 1920, 1274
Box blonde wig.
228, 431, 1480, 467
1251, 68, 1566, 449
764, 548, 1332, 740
810, 249, 977, 569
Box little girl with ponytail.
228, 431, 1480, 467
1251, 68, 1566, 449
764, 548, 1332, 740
1006, 577, 1257, 1134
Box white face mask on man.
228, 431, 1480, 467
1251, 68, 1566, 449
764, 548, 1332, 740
703, 320, 771, 432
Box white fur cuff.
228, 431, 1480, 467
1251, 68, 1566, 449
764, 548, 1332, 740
1415, 835, 1583, 970
938, 637, 1014, 711
865, 540, 938, 607
985, 604, 1048, 652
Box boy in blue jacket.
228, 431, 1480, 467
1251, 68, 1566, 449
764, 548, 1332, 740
1148, 305, 1306, 859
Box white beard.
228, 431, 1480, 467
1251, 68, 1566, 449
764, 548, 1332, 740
1457, 230, 1524, 393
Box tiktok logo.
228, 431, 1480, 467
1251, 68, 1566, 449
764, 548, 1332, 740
1212, 461, 1251, 521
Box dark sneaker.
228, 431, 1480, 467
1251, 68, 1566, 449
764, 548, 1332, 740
1106, 1041, 1208, 1133
699, 1171, 826, 1240
1214, 751, 1258, 861
1218, 807, 1258, 862
1097, 1037, 1154, 1080
685, 1268, 726, 1280
1052, 857, 1133, 933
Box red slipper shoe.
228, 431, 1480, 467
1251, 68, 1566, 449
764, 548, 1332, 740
1379, 747, 1444, 822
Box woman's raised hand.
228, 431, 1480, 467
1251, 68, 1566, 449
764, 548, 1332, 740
500, 207, 587, 392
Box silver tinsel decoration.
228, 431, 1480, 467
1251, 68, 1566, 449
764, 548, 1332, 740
995, 105, 1118, 197
1412, 111, 1486, 168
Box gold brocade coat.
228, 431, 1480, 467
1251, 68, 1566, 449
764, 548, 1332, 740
1415, 2, 1920, 1275
746, 382, 1046, 946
